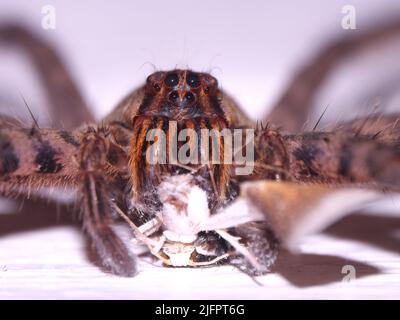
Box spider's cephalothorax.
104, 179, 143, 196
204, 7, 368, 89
2, 23, 400, 277
130, 70, 231, 204
124, 71, 254, 270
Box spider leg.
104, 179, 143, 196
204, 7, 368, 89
287, 131, 400, 189
0, 119, 81, 197
0, 119, 136, 276
78, 126, 137, 276
0, 24, 94, 129
265, 20, 400, 132
248, 126, 400, 191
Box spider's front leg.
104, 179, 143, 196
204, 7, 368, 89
0, 119, 80, 195
251, 127, 400, 190
77, 127, 137, 277
232, 123, 400, 252
0, 120, 136, 276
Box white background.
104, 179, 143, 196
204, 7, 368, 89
1, 0, 400, 299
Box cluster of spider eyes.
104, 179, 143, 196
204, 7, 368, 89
164, 72, 200, 88
151, 72, 212, 96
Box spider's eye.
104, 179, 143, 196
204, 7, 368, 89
185, 92, 195, 101
164, 73, 179, 87
153, 83, 161, 91
186, 72, 200, 88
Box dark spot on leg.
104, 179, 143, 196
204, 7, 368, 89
338, 144, 352, 177
59, 131, 80, 147
293, 144, 321, 167
0, 137, 19, 175
292, 143, 323, 178
35, 141, 63, 173
28, 126, 40, 137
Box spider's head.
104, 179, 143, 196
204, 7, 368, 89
131, 70, 231, 201
140, 69, 224, 120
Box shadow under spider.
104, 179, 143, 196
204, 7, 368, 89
0, 198, 77, 235
272, 211, 400, 288
272, 250, 380, 288
3, 202, 400, 287
325, 212, 400, 256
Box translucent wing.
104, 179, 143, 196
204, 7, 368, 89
239, 181, 382, 250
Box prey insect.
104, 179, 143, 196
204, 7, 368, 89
1, 21, 400, 277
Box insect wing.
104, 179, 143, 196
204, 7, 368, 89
240, 181, 382, 250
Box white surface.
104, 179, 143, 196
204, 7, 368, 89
0, 1, 400, 299
0, 216, 400, 299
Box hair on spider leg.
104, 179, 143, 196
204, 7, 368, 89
18, 92, 40, 130
352, 105, 385, 137
0, 113, 24, 129
254, 120, 272, 133
312, 104, 329, 131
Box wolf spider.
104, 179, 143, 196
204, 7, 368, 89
1, 21, 400, 277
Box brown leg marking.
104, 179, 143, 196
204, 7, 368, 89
285, 131, 400, 189
249, 127, 400, 190
0, 120, 80, 197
